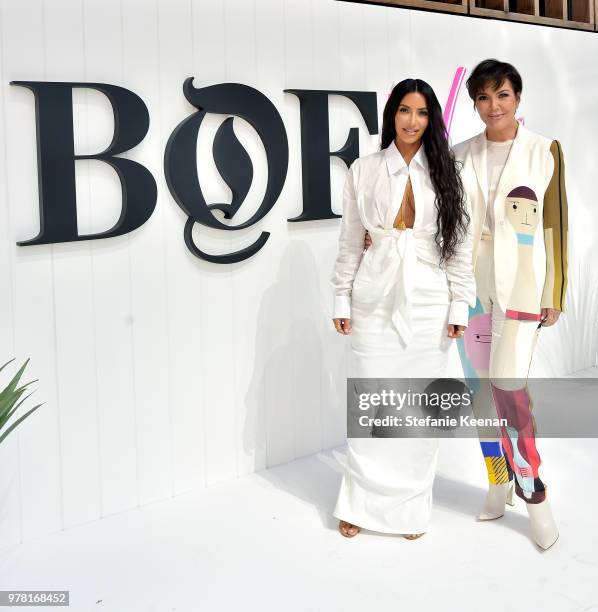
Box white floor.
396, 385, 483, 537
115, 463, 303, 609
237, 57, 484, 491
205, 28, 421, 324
1, 372, 598, 612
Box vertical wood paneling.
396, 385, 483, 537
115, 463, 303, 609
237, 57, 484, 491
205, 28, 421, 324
0, 6, 21, 553
284, 0, 323, 463
223, 0, 268, 478
1, 0, 63, 542
338, 1, 367, 90
363, 4, 392, 97
82, 0, 139, 517
191, 0, 238, 485
386, 3, 414, 82
157, 0, 206, 495
254, 0, 294, 471
42, 0, 102, 531
121, 0, 173, 506
310, 0, 348, 454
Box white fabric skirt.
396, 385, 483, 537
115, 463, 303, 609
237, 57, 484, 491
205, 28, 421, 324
333, 255, 452, 534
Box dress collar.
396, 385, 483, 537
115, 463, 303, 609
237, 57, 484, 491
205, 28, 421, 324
384, 139, 428, 175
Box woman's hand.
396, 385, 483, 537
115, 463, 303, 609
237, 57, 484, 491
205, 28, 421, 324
333, 318, 352, 335
540, 308, 561, 327
447, 324, 466, 339
364, 231, 372, 250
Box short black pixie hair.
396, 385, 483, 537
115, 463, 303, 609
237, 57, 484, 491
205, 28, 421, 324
466, 59, 523, 102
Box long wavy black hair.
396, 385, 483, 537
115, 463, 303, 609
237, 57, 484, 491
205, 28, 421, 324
381, 79, 468, 263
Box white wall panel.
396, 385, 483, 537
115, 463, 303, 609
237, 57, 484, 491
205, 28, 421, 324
42, 0, 102, 533
1, 0, 63, 544
121, 0, 173, 507
223, 0, 268, 478
156, 0, 205, 496
285, 0, 323, 465
315, 0, 352, 454
253, 0, 293, 472
81, 0, 139, 518
1, 0, 596, 548
190, 0, 238, 486
0, 4, 21, 554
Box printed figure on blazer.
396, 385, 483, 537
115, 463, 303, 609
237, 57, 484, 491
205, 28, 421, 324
452, 124, 568, 321
504, 185, 540, 319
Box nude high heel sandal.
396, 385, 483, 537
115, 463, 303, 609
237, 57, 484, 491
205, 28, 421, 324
338, 520, 361, 538
526, 499, 559, 550
477, 480, 515, 521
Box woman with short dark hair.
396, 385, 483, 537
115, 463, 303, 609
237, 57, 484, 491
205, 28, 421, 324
453, 58, 568, 550
330, 79, 475, 539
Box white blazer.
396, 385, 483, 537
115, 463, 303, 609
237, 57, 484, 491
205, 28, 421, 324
453, 124, 568, 318
330, 141, 476, 332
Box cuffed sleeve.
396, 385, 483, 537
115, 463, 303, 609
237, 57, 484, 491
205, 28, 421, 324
330, 162, 366, 320
541, 140, 568, 312
333, 295, 352, 319
448, 300, 470, 328
445, 201, 476, 327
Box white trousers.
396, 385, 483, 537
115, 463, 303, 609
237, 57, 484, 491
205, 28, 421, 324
334, 252, 452, 534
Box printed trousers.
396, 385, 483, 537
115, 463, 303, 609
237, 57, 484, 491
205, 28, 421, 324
460, 237, 547, 504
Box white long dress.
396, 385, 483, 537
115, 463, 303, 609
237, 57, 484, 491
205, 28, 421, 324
330, 141, 475, 534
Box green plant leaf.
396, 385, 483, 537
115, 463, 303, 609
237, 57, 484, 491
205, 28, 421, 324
0, 359, 30, 399
0, 358, 16, 374
8, 390, 36, 415
0, 358, 41, 446
0, 380, 30, 405
0, 360, 35, 420
8, 380, 38, 399
1, 392, 40, 427
0, 403, 42, 445
0, 389, 27, 422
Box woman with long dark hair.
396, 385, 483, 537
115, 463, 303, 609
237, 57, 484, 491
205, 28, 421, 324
330, 79, 475, 539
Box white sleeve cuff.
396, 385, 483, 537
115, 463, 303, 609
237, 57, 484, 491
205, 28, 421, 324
448, 301, 469, 327
333, 295, 351, 320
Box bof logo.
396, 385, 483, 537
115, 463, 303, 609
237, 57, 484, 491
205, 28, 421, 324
10, 79, 378, 263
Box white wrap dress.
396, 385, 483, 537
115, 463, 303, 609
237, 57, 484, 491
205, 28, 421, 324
330, 141, 476, 534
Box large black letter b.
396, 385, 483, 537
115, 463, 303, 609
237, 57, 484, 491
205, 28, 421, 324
10, 81, 157, 246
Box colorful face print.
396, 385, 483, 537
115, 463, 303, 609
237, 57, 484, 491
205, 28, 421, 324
505, 186, 539, 236
464, 313, 492, 370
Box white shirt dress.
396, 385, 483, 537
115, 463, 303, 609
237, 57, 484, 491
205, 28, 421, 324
330, 141, 476, 534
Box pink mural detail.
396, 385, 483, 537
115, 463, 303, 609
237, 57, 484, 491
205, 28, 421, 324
442, 67, 466, 136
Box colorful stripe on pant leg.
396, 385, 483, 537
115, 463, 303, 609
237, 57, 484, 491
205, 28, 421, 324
480, 441, 512, 485
491, 384, 546, 501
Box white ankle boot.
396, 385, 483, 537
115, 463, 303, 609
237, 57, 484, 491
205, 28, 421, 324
478, 480, 515, 520
526, 499, 559, 550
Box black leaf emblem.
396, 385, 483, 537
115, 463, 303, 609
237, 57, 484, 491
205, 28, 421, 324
209, 117, 253, 220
